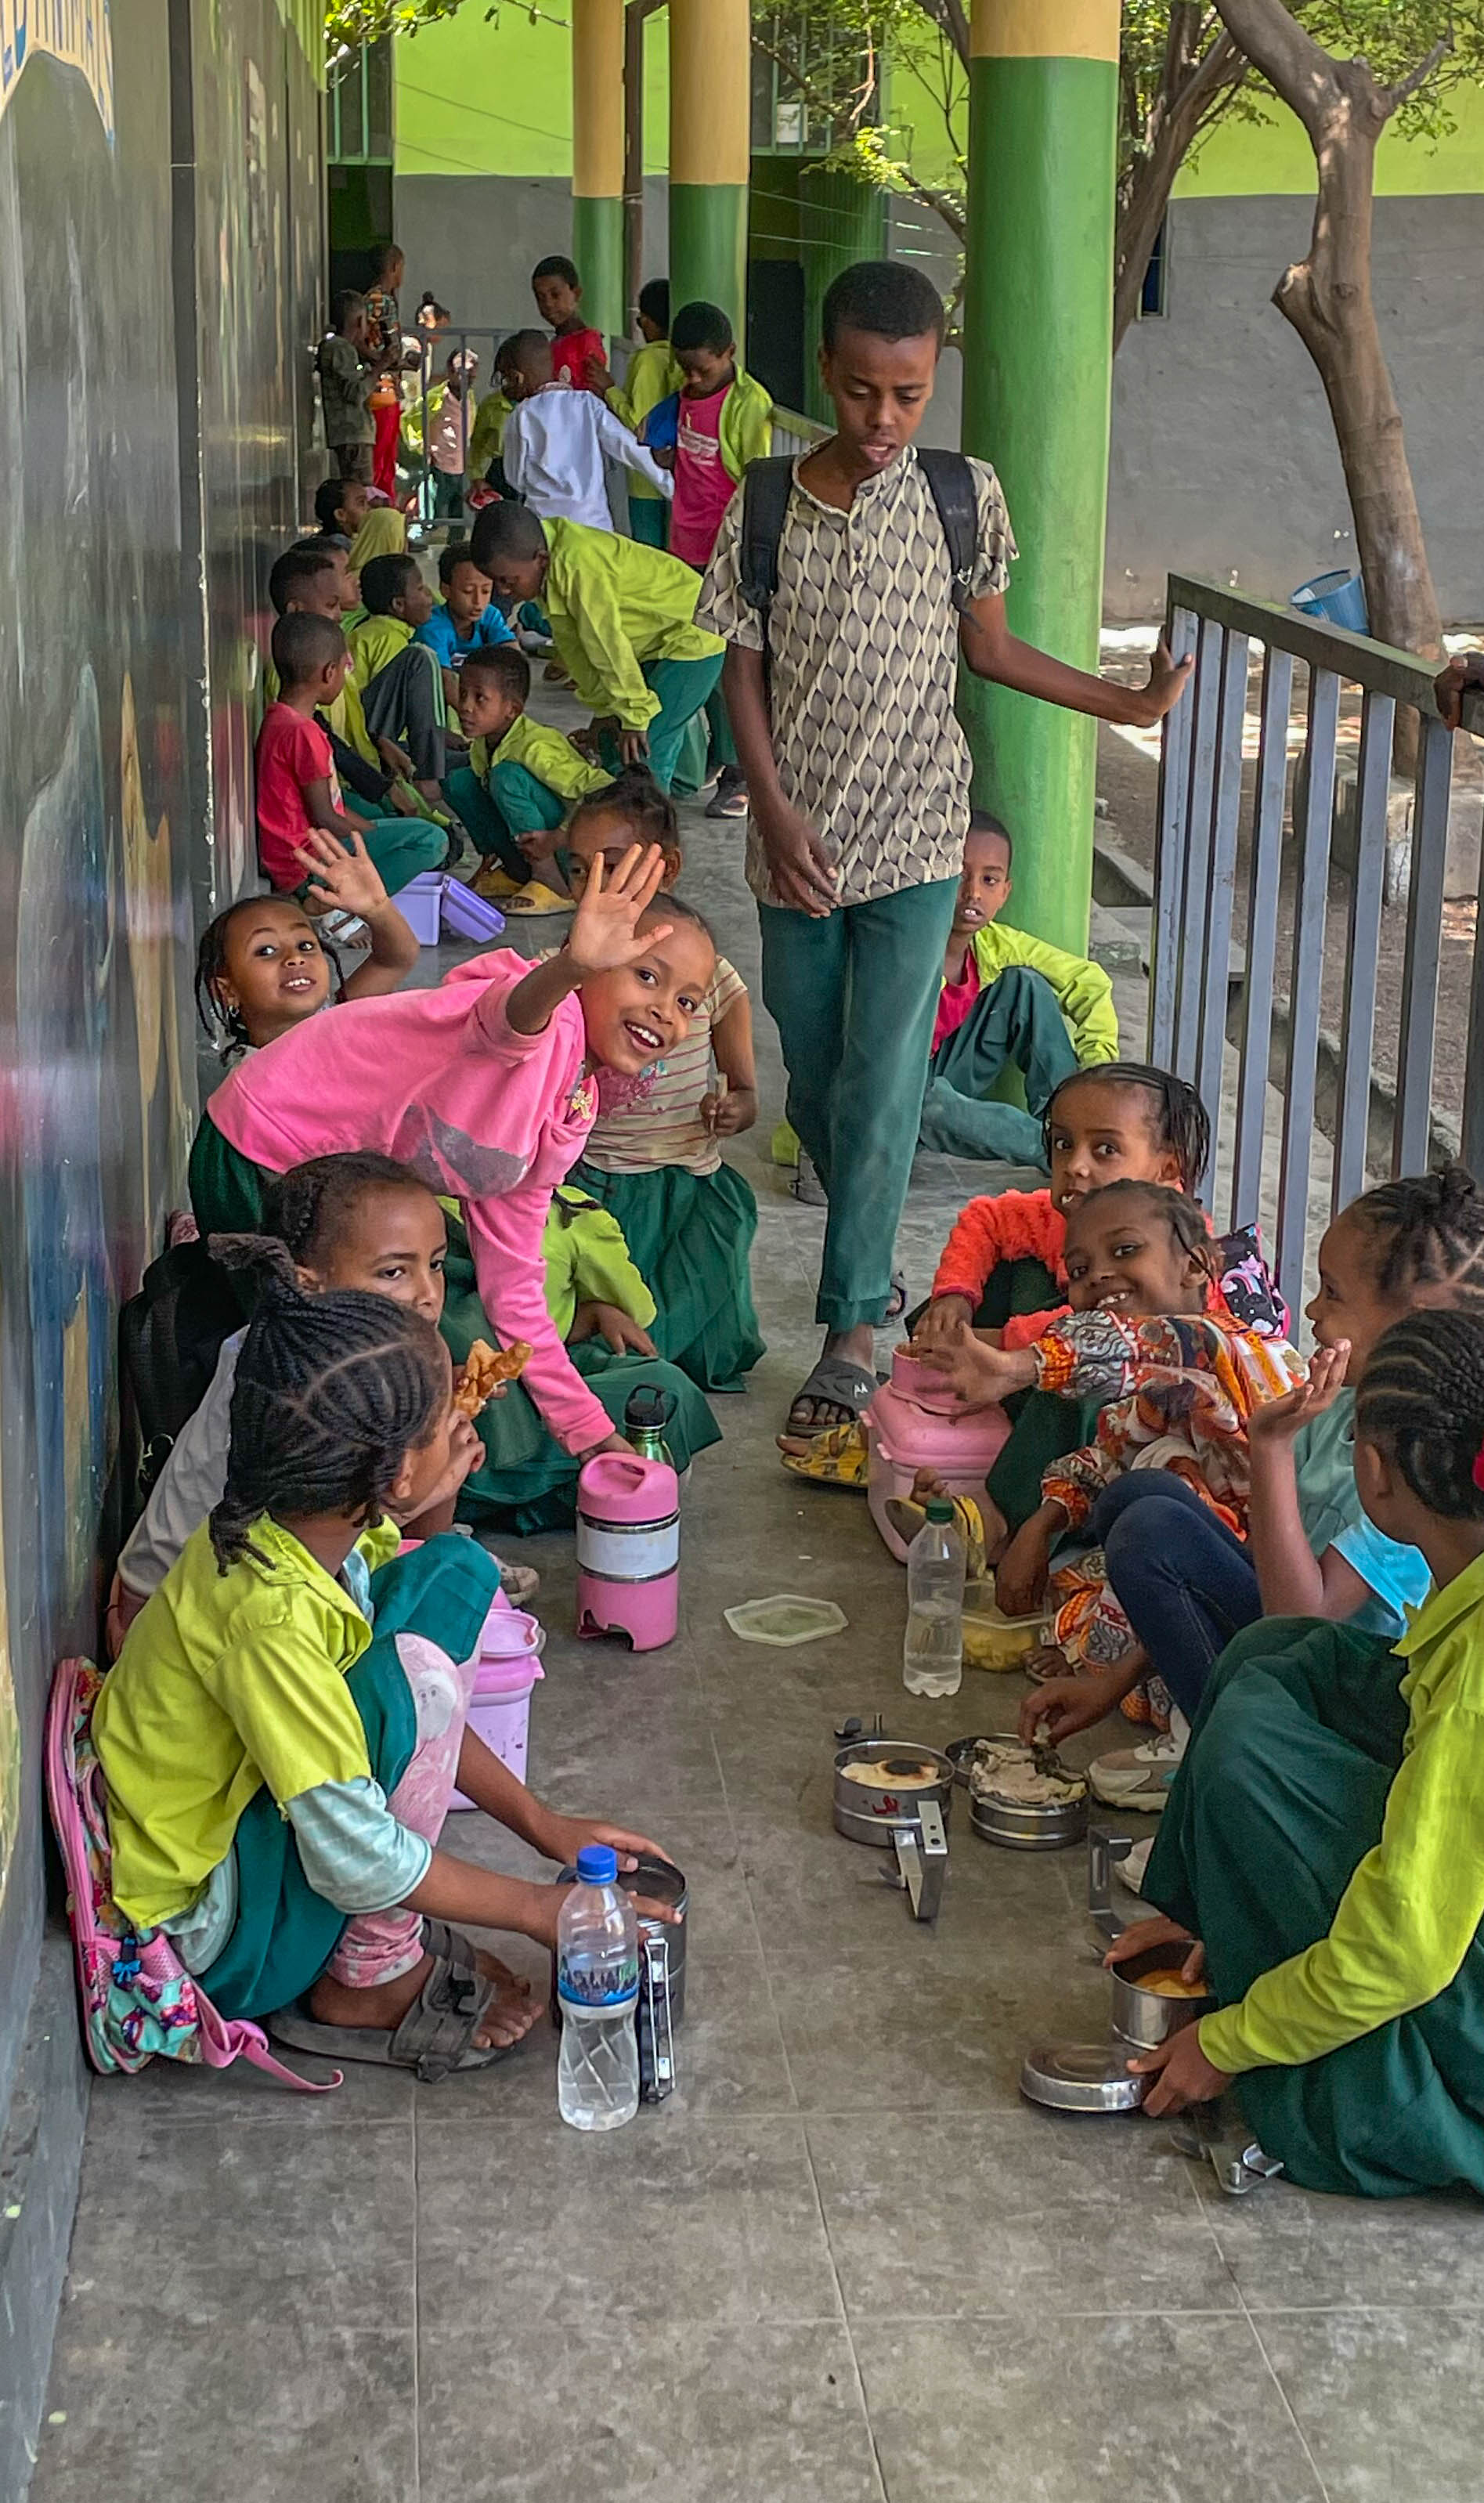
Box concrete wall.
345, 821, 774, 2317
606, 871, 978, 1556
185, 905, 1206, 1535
0, 3, 321, 2486
894, 190, 1484, 627
394, 172, 672, 334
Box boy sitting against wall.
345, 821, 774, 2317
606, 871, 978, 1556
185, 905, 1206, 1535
443, 642, 610, 908
256, 612, 447, 901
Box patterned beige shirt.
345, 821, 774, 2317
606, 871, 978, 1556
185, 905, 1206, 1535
698, 449, 1016, 907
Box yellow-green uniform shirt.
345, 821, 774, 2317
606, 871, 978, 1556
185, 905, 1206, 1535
467, 388, 511, 479
541, 517, 724, 734
1201, 1549, 1484, 2077
606, 341, 682, 504
94, 1514, 399, 1928
541, 1184, 658, 1340
966, 922, 1118, 1067
347, 610, 414, 692
469, 714, 612, 807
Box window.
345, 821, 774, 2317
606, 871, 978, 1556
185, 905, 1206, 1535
1139, 214, 1169, 320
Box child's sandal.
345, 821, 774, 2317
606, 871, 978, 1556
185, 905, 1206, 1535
778, 1420, 869, 1491
266, 1920, 524, 2083
883, 1493, 988, 1578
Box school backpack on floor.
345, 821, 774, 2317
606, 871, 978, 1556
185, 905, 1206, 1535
45, 1656, 337, 2094
738, 446, 982, 635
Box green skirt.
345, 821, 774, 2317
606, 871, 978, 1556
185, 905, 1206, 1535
440, 1215, 721, 1535
1145, 1616, 1484, 2199
570, 1158, 765, 1394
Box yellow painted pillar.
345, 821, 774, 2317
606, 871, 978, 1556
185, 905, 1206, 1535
669, 0, 750, 335
959, 0, 1121, 950
572, 0, 626, 334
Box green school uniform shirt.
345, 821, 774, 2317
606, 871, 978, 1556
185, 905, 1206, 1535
1200, 1547, 1484, 2079
467, 387, 511, 479
347, 610, 414, 691
541, 517, 724, 734
968, 921, 1118, 1067
95, 1513, 400, 1928
469, 714, 612, 806
541, 1184, 658, 1341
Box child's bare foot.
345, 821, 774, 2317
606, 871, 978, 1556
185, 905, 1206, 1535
309, 1948, 543, 2051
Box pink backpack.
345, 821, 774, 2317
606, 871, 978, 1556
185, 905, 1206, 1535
45, 1657, 338, 2093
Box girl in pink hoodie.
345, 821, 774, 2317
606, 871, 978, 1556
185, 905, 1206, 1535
189, 847, 717, 1465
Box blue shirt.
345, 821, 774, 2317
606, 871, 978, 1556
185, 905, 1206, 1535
413, 601, 515, 667
1294, 1388, 1432, 1637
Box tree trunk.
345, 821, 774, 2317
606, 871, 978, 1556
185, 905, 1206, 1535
1270, 62, 1442, 661
1113, 20, 1244, 352
1211, 0, 1443, 664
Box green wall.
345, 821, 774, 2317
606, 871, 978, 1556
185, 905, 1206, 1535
394, 11, 670, 178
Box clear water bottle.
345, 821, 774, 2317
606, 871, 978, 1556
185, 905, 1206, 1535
903, 1500, 966, 1699
556, 1844, 641, 2131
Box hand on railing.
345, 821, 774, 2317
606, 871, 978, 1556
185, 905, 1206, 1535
1435, 651, 1484, 731
1120, 634, 1195, 730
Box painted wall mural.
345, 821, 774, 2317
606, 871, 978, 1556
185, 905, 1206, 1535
0, 0, 322, 2115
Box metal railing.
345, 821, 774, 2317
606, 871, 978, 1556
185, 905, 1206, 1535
771, 404, 831, 456
1150, 576, 1479, 1295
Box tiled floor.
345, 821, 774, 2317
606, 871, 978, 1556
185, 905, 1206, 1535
33, 769, 1484, 2501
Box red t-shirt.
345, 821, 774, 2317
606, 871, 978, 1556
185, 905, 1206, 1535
931, 950, 980, 1055
255, 702, 341, 890
551, 327, 605, 393
670, 384, 738, 570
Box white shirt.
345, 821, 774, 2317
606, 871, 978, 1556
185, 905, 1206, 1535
503, 382, 673, 532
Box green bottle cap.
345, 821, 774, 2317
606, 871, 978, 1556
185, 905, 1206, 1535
925, 1501, 955, 1524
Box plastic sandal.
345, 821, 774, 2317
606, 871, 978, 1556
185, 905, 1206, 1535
884, 1492, 988, 1577
784, 1355, 880, 1434
266, 1920, 526, 2082
504, 881, 575, 916
779, 1419, 869, 1491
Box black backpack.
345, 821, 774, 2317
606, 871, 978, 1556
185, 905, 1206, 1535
738, 446, 981, 637
109, 1240, 244, 1546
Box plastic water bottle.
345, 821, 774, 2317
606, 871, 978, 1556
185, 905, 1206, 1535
556, 1845, 641, 2130
903, 1501, 966, 1699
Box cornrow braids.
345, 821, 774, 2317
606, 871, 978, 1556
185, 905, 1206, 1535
193, 900, 344, 1056
204, 1236, 447, 1572
259, 1153, 435, 1267
1357, 1310, 1484, 1522
1045, 1060, 1211, 1195
1348, 1162, 1484, 1312
1067, 1179, 1215, 1270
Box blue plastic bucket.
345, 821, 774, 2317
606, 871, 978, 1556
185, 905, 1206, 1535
1291, 569, 1370, 635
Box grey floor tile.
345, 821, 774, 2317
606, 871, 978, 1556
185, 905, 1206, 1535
768, 1931, 1113, 2114
420, 2320, 884, 2503
1196, 2169, 1484, 2310
416, 2114, 837, 2331
1258, 2309, 1484, 2501
59, 2110, 414, 2335
737, 1806, 1081, 1968
854, 2315, 1326, 2503
79, 2040, 416, 2126
34, 2321, 416, 2503
809, 2108, 1239, 2319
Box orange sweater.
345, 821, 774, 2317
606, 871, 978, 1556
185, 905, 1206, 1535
930, 1186, 1244, 1350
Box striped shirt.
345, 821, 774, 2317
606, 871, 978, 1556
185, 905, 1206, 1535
580, 956, 746, 1176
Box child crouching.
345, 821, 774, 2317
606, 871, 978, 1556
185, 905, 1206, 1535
564, 772, 766, 1392
94, 1248, 677, 2075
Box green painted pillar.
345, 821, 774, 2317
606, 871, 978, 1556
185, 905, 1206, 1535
800, 164, 886, 424
572, 0, 625, 335
668, 0, 749, 334
959, 0, 1119, 952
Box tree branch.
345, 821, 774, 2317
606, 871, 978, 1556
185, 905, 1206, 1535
1210, 0, 1340, 137
1383, 34, 1453, 114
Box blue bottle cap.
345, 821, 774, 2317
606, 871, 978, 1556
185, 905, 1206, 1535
576, 1844, 619, 1884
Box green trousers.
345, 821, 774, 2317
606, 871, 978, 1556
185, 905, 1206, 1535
570, 1158, 764, 1392
441, 761, 565, 882
353, 814, 449, 899
598, 655, 725, 794
1142, 1615, 1484, 2199
759, 878, 959, 1331
628, 496, 668, 548
920, 966, 1078, 1166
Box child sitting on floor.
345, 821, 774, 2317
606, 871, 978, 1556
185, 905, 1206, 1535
563, 772, 766, 1393
257, 614, 448, 901
920, 1181, 1304, 1793
1111, 1306, 1484, 2200
497, 329, 672, 534
107, 1153, 504, 1651
268, 544, 442, 832
94, 1251, 677, 2077
1019, 1166, 1482, 1793
414, 542, 515, 681
311, 473, 368, 551
919, 813, 1119, 1166
194, 837, 417, 1063
348, 552, 446, 791
444, 642, 610, 905
188, 843, 715, 1483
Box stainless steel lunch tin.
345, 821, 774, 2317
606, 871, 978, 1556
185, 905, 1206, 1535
832, 1739, 955, 1847
1108, 1941, 1215, 2053
553, 1854, 688, 2101
969, 1786, 1089, 1851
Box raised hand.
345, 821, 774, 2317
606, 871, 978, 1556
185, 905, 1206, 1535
1249, 1342, 1349, 1447
565, 843, 671, 977
292, 827, 391, 919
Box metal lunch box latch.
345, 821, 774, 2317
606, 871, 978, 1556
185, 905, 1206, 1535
1169, 2112, 1284, 2198
640, 1929, 676, 2104
1088, 1825, 1134, 1942
891, 1797, 948, 1922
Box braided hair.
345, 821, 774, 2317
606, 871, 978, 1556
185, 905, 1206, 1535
569, 767, 678, 853
193, 899, 343, 1057
260, 1153, 435, 1269
1346, 1163, 1484, 1311
205, 1237, 447, 1571
1066, 1179, 1215, 1271
1045, 1061, 1211, 1194
1356, 1310, 1484, 1522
